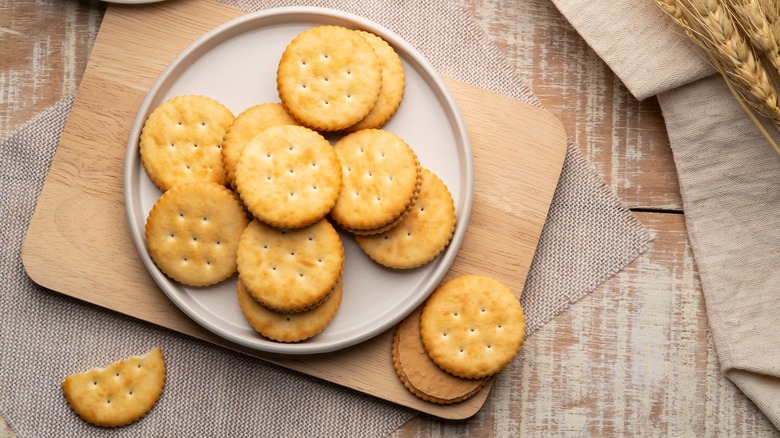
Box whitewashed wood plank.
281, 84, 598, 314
459, 0, 682, 211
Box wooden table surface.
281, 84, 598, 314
2, 0, 778, 436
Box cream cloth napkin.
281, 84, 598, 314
551, 0, 780, 430
549, 0, 715, 100
1, 0, 650, 436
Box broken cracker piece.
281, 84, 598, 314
62, 348, 166, 427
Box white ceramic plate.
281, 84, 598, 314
124, 7, 473, 354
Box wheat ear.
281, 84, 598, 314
656, 0, 780, 155
725, 0, 780, 84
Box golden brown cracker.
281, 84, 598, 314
392, 308, 487, 404
237, 277, 342, 342
62, 348, 166, 428
347, 31, 405, 131
330, 129, 421, 233
140, 95, 234, 191
222, 103, 299, 188
234, 125, 342, 229
237, 218, 344, 313
420, 275, 526, 379
277, 26, 382, 131
356, 168, 455, 268
145, 182, 249, 287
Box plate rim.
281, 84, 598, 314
123, 5, 474, 355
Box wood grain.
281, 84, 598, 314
19, 0, 566, 421
460, 0, 682, 211
3, 0, 779, 435
0, 0, 103, 139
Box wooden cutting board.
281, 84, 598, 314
21, 0, 566, 419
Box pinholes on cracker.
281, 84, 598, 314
237, 278, 343, 342
140, 95, 234, 192
356, 168, 455, 269
221, 103, 299, 188
237, 218, 344, 313
347, 31, 405, 132
62, 348, 166, 428
235, 125, 342, 229
330, 129, 421, 234
420, 275, 526, 379
277, 25, 382, 131
393, 308, 487, 404
145, 182, 249, 287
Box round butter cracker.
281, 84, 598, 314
237, 218, 344, 313
238, 277, 342, 343
392, 308, 487, 404
145, 182, 249, 287
222, 103, 299, 188
140, 95, 234, 192
420, 275, 526, 379
330, 129, 421, 234
347, 31, 405, 132
277, 25, 382, 131
235, 125, 342, 229
356, 168, 455, 268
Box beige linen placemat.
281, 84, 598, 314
0, 0, 650, 435
551, 0, 780, 430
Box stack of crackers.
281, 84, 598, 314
61, 25, 526, 428
135, 24, 527, 407
138, 25, 457, 344
133, 22, 528, 409
393, 275, 526, 404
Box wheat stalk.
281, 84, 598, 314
657, 0, 780, 156
726, 0, 780, 88
728, 0, 776, 55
